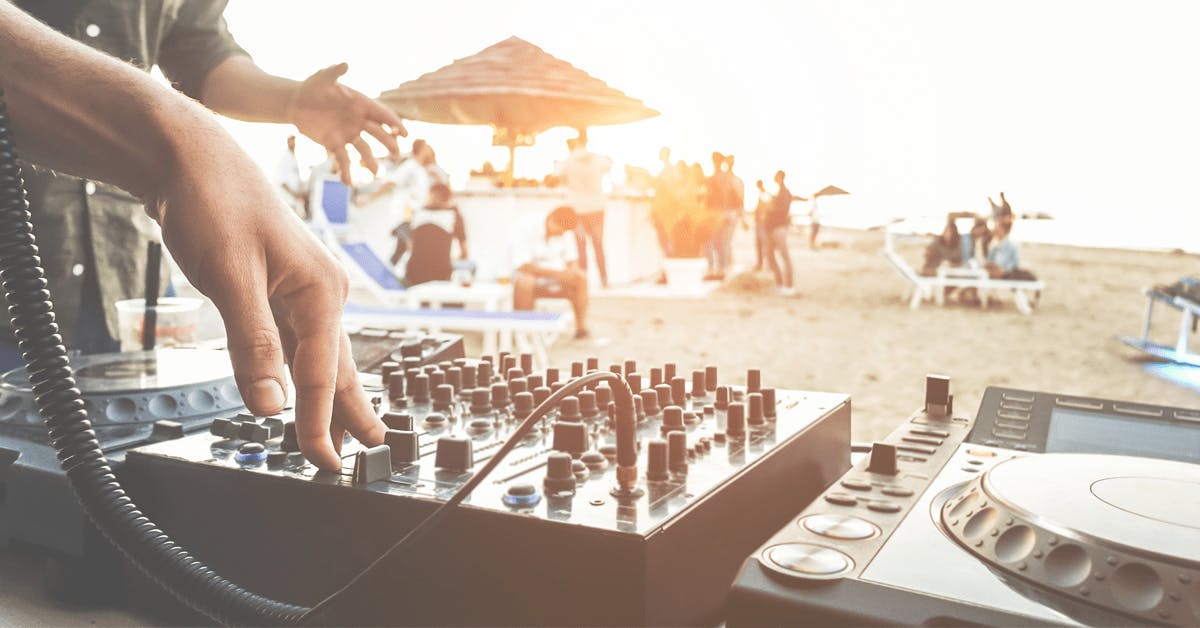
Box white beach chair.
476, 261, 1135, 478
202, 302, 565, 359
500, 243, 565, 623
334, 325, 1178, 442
1116, 287, 1200, 366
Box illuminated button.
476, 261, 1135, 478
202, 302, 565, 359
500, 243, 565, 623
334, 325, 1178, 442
840, 479, 872, 492
909, 427, 950, 438
84, 24, 101, 38
71, 263, 85, 277
866, 501, 902, 513
881, 486, 914, 497
966, 448, 997, 457
502, 483, 541, 508
234, 442, 266, 465
801, 514, 879, 540
824, 492, 858, 507
763, 543, 852, 578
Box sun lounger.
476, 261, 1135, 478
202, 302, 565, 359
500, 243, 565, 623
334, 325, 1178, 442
880, 249, 1044, 314
1116, 287, 1200, 366
342, 303, 571, 368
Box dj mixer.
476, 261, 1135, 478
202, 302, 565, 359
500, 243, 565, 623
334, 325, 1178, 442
121, 355, 850, 625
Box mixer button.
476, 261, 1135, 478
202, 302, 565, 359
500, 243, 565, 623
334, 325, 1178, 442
895, 444, 936, 455
999, 401, 1032, 412
762, 543, 852, 578
544, 452, 576, 494
909, 427, 950, 438
384, 430, 420, 466
902, 435, 943, 446
801, 514, 879, 540
997, 410, 1031, 421
881, 486, 915, 497
866, 442, 898, 475
994, 419, 1028, 431
210, 417, 237, 438
824, 492, 858, 507
502, 483, 541, 508
1002, 392, 1035, 403
991, 429, 1025, 441
580, 450, 608, 472
866, 501, 902, 514
353, 445, 393, 483
266, 450, 288, 468
234, 442, 267, 466
434, 436, 474, 472
840, 479, 873, 492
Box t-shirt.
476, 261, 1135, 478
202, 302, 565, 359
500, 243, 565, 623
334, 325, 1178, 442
558, 148, 611, 215
388, 159, 432, 221
764, 183, 793, 231
987, 237, 1020, 272
511, 220, 578, 273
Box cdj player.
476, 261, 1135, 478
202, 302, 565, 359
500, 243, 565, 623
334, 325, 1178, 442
727, 377, 1200, 626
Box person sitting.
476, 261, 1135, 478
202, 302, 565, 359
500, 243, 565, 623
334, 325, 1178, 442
985, 220, 1035, 280
404, 183, 468, 287
513, 206, 590, 339
921, 218, 964, 276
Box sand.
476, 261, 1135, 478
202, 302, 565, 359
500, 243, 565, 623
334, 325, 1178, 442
544, 226, 1200, 442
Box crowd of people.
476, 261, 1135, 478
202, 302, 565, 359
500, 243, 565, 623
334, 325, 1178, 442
921, 192, 1037, 305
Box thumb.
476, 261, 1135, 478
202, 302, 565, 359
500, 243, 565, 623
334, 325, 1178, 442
312, 62, 349, 84
216, 283, 289, 416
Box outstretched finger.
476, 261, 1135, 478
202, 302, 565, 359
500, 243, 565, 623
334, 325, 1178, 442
314, 61, 349, 84
331, 145, 352, 186
352, 136, 378, 175
363, 122, 400, 157
211, 268, 289, 417
285, 293, 343, 471
365, 97, 406, 138
331, 330, 386, 448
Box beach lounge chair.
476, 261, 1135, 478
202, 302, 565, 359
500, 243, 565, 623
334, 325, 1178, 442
881, 230, 1044, 314
1116, 284, 1200, 367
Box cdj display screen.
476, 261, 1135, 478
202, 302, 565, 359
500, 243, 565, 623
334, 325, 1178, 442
1046, 408, 1200, 463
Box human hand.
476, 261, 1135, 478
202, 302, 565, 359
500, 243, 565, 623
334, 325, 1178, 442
154, 136, 386, 471
289, 62, 406, 185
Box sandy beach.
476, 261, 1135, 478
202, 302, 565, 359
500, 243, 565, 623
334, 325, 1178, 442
543, 226, 1200, 442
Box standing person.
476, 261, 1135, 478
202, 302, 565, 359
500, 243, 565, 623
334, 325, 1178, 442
808, 195, 822, 250
405, 183, 468, 286
650, 147, 677, 283
512, 207, 590, 339
557, 134, 612, 288
703, 152, 734, 280
763, 171, 797, 296
3, 0, 405, 366
725, 154, 746, 263
360, 139, 437, 264
274, 135, 306, 218
752, 179, 770, 271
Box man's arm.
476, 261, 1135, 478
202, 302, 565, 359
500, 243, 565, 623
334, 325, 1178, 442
0, 2, 383, 470
202, 57, 404, 183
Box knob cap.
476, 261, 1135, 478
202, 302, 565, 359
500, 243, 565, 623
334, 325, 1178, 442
382, 411, 414, 431
428, 370, 445, 391
380, 361, 401, 382
577, 390, 599, 419
649, 367, 663, 388
512, 392, 534, 420
704, 365, 718, 391
762, 388, 777, 418
445, 367, 463, 393
410, 374, 431, 403
532, 386, 552, 407
461, 364, 477, 389
747, 392, 765, 426
727, 403, 746, 437
387, 372, 406, 403
646, 439, 669, 481
558, 397, 582, 423
640, 389, 660, 416
385, 430, 419, 465
747, 369, 762, 393
571, 361, 585, 378
715, 386, 730, 410
519, 353, 534, 374
506, 367, 525, 382
544, 367, 559, 386
633, 394, 646, 421
585, 357, 599, 372
476, 361, 493, 388
435, 436, 474, 472
553, 421, 588, 456
353, 444, 392, 483
490, 382, 509, 408
594, 384, 612, 409
280, 421, 300, 452
668, 431, 688, 474
526, 374, 544, 391
654, 384, 673, 411
433, 384, 454, 410
670, 377, 687, 406
471, 388, 492, 415
661, 406, 684, 436
626, 372, 642, 393
663, 362, 677, 382
508, 377, 528, 396
692, 370, 707, 398
544, 451, 576, 493
867, 442, 899, 475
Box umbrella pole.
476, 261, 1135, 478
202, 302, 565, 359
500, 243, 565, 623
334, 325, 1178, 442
504, 144, 516, 184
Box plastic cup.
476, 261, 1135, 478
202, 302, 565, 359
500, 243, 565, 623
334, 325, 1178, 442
114, 297, 203, 352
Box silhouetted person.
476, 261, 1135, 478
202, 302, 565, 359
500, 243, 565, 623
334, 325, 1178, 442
922, 218, 963, 276
513, 206, 590, 339
704, 152, 736, 279
557, 134, 612, 288
763, 171, 796, 295
753, 179, 770, 271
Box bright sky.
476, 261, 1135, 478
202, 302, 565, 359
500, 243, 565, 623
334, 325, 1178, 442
221, 0, 1200, 245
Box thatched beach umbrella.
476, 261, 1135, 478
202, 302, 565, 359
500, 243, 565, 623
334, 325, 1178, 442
813, 185, 850, 198
379, 36, 659, 175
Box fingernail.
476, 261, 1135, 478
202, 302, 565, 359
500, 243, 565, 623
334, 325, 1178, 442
249, 378, 286, 411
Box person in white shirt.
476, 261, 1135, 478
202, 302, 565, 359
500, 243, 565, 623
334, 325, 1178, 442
512, 206, 590, 339
273, 135, 306, 218
556, 134, 612, 287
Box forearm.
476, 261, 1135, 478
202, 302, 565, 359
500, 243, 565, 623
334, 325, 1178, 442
0, 2, 216, 200
201, 56, 299, 123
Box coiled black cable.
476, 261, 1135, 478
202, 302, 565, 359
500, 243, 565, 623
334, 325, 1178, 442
0, 89, 309, 626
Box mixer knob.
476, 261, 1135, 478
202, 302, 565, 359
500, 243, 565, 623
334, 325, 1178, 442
715, 386, 730, 410
280, 421, 300, 452
571, 362, 585, 378
382, 411, 414, 431
435, 436, 474, 472
924, 374, 951, 417
502, 483, 541, 509
661, 406, 685, 436
506, 367, 525, 382
594, 384, 612, 409
727, 403, 746, 438
461, 364, 477, 390
545, 367, 559, 386
646, 439, 669, 481
532, 386, 552, 407
502, 355, 517, 375
353, 444, 393, 483
691, 370, 707, 398
664, 362, 677, 382
423, 412, 448, 430
577, 390, 599, 419
526, 374, 544, 391
553, 421, 589, 456
384, 430, 419, 466
640, 389, 661, 416
512, 392, 534, 421
670, 377, 687, 406
761, 388, 777, 419
668, 431, 688, 474
705, 365, 718, 391
747, 392, 765, 426
411, 374, 431, 404
559, 396, 583, 423
633, 394, 646, 421
380, 361, 401, 382
428, 370, 445, 391
402, 356, 421, 372
470, 388, 492, 415
209, 417, 237, 439
544, 451, 576, 494
586, 357, 599, 372
519, 353, 534, 374
476, 361, 493, 388
608, 363, 623, 376
387, 371, 406, 403
650, 367, 663, 388
508, 377, 528, 396
433, 384, 454, 411
623, 360, 637, 376
654, 384, 673, 411
491, 382, 510, 409
747, 369, 762, 393
445, 367, 463, 393
867, 442, 899, 475
626, 372, 643, 393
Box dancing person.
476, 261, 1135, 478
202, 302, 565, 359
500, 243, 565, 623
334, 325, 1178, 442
557, 134, 612, 288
